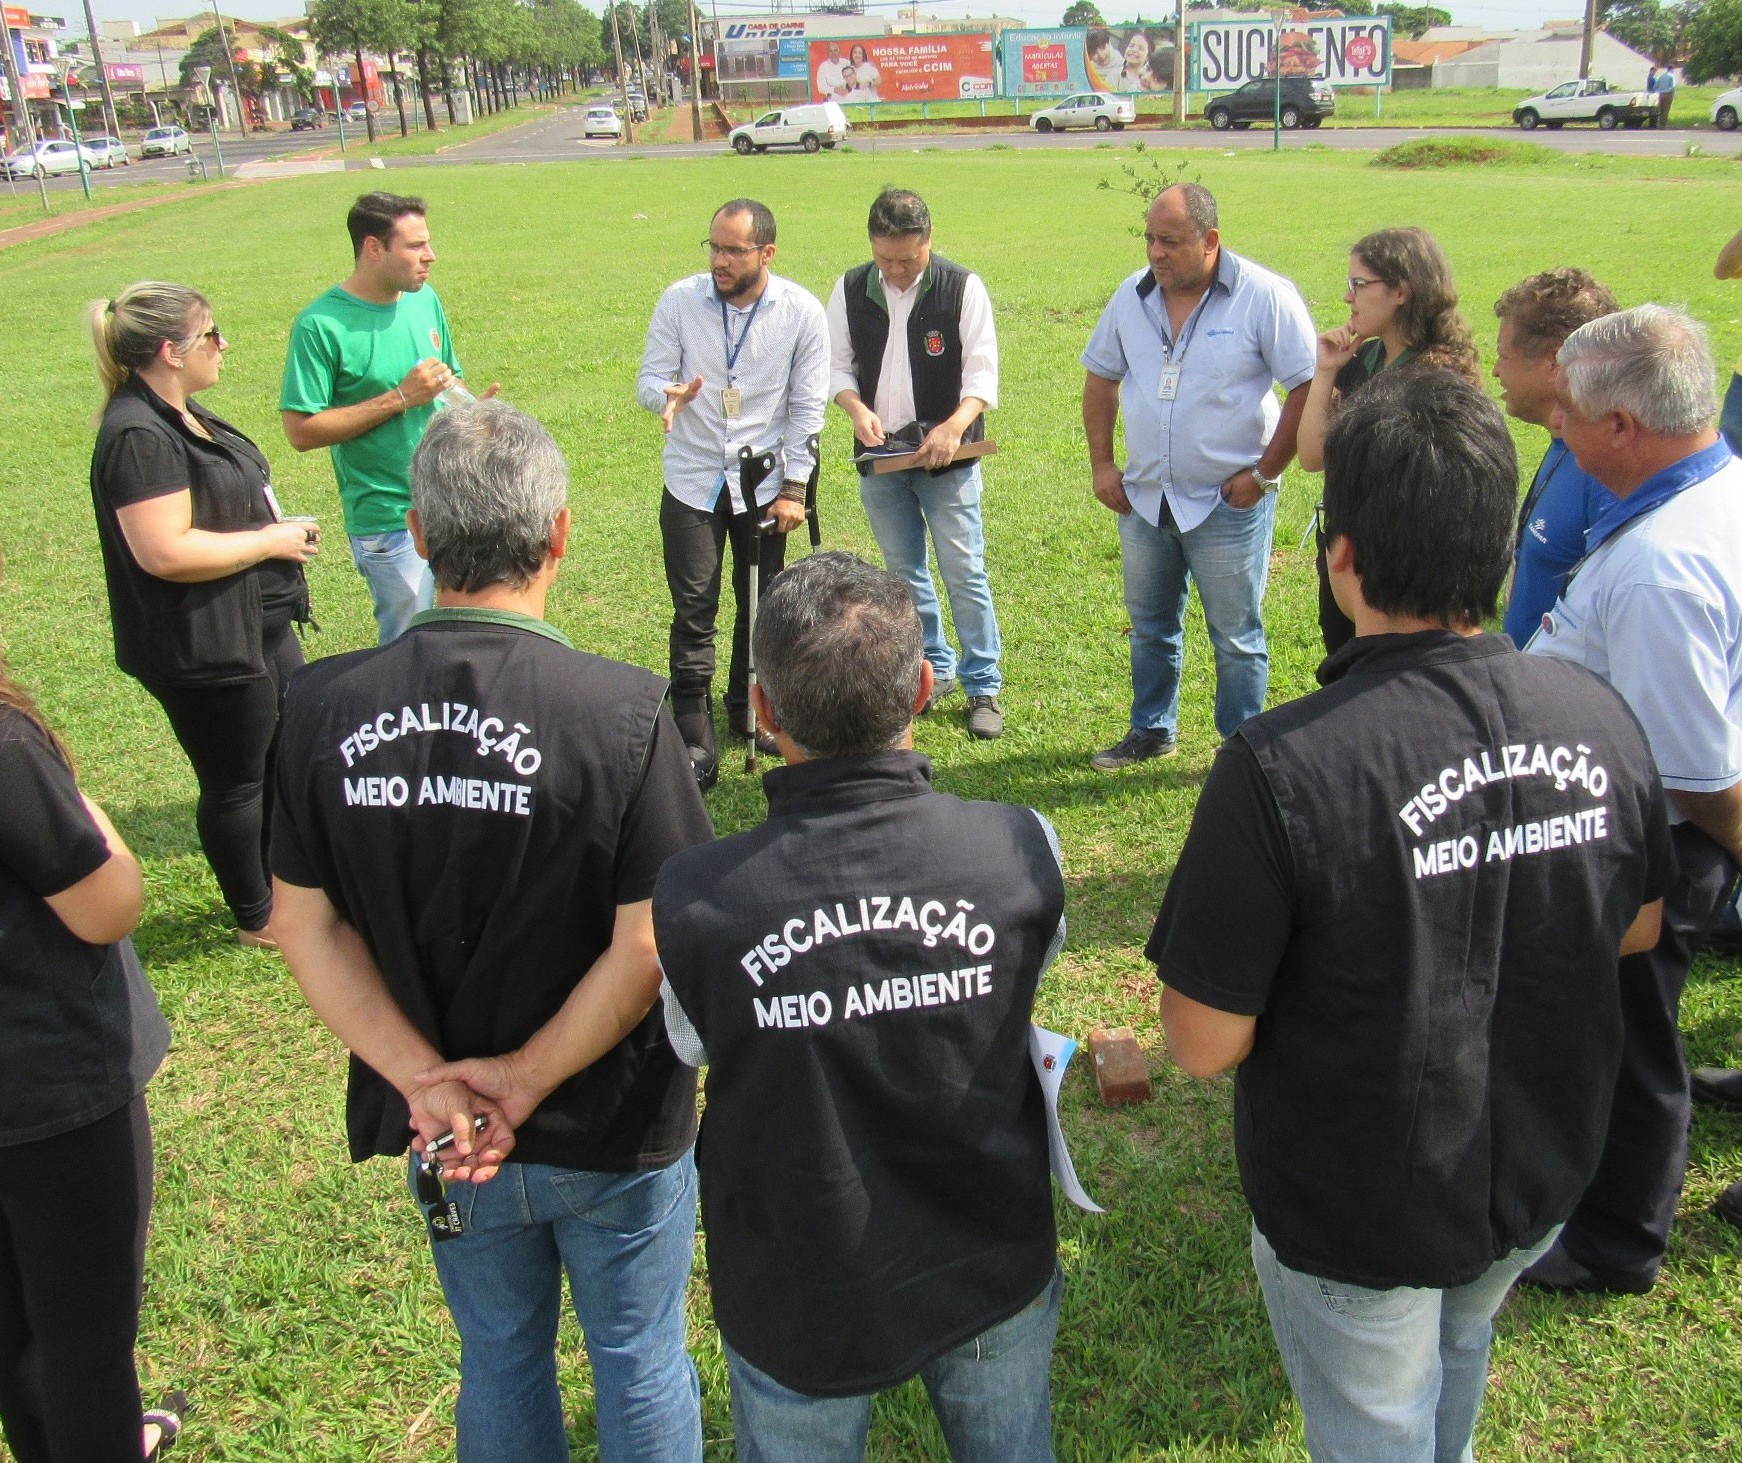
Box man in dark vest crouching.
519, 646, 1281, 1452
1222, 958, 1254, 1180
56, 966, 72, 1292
1149, 370, 1674, 1463
654, 551, 1066, 1461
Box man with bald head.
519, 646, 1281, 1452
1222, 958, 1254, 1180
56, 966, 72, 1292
1081, 183, 1316, 770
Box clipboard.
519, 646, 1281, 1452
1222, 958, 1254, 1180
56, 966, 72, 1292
854, 439, 999, 475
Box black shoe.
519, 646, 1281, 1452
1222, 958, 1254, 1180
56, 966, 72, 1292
673, 695, 718, 793
1090, 728, 1178, 772
1515, 1240, 1654, 1296
1713, 1179, 1742, 1230
922, 676, 959, 714
1691, 1066, 1742, 1110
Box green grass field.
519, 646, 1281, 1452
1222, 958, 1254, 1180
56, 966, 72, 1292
2, 144, 1741, 1461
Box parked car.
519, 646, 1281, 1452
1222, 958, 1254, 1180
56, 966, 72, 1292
346, 100, 370, 122
621, 90, 647, 121
82, 134, 130, 167
1713, 85, 1742, 130
1029, 92, 1135, 133
0, 139, 98, 179
1512, 78, 1654, 130
1205, 76, 1336, 130
140, 125, 192, 157
728, 101, 849, 155
290, 107, 326, 130
583, 104, 623, 139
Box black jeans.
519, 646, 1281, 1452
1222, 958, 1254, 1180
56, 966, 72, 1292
0, 1096, 153, 1463
660, 490, 788, 722
1557, 822, 1740, 1281
141, 621, 303, 932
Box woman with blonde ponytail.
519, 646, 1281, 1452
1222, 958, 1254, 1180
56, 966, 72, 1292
88, 282, 319, 949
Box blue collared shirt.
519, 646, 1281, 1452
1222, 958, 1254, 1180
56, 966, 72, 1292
1080, 249, 1316, 532
1529, 442, 1742, 797
1504, 438, 1616, 648
637, 272, 830, 512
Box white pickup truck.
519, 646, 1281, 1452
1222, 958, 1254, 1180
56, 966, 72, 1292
1513, 78, 1656, 131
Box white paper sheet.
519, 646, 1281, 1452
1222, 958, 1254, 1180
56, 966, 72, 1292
1029, 1025, 1106, 1214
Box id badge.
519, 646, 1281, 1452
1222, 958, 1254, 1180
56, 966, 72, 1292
721, 385, 744, 419
1156, 364, 1182, 401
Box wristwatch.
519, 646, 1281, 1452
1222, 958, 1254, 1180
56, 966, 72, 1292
1252, 465, 1284, 493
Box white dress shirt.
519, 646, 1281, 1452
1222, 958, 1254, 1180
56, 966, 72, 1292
826, 266, 999, 436
638, 272, 829, 512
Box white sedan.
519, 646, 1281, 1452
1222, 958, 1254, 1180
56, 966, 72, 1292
0, 139, 98, 179
582, 104, 623, 140
1713, 86, 1742, 130
1029, 92, 1135, 133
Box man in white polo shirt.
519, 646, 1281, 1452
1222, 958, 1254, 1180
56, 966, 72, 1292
1523, 304, 1742, 1293
1080, 183, 1316, 770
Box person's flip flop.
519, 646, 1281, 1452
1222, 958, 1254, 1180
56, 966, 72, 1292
144, 1389, 187, 1460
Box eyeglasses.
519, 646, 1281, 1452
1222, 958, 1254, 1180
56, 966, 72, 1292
703, 240, 763, 260
201, 326, 226, 348
1346, 276, 1381, 293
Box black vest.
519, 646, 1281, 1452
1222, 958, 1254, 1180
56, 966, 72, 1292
653, 752, 1062, 1395
841, 255, 985, 474
1189, 632, 1668, 1289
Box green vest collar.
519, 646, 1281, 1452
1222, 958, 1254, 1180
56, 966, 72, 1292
408, 606, 574, 649
865, 261, 934, 313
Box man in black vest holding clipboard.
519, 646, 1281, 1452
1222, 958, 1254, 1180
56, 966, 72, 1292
827, 188, 1007, 740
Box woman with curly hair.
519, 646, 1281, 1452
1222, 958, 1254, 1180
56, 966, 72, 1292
1297, 226, 1480, 654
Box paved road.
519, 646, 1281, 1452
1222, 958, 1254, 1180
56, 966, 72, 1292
10, 106, 1737, 196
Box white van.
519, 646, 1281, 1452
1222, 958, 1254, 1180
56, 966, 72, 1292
728, 101, 849, 155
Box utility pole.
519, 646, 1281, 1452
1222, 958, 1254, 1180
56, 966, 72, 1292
1171, 0, 1184, 123
1578, 0, 1596, 79
1, 14, 50, 210
209, 0, 246, 130
80, 0, 121, 134
688, 0, 703, 139
609, 1, 635, 141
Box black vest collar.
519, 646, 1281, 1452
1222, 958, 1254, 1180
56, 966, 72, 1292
1317, 629, 1513, 688
763, 750, 934, 817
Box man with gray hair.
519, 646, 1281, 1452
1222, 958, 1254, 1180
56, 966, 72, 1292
1081, 182, 1316, 770
653, 551, 1067, 1459
270, 401, 712, 1461
1522, 303, 1742, 1292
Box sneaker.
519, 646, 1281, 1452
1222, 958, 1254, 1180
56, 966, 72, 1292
922, 676, 959, 714
1090, 728, 1177, 771
965, 695, 1004, 740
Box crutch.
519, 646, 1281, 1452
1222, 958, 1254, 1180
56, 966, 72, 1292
738, 446, 776, 774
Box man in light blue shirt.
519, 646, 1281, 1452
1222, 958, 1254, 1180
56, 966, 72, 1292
637, 198, 829, 790
1080, 183, 1315, 770
1523, 304, 1742, 1291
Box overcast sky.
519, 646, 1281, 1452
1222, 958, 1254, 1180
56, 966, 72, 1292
77, 0, 1585, 43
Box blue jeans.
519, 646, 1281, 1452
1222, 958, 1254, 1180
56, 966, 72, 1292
414, 1153, 703, 1463
1117, 495, 1273, 738
723, 1266, 1061, 1463
1721, 373, 1742, 457
859, 463, 1002, 696
350, 529, 435, 644
1251, 1223, 1559, 1463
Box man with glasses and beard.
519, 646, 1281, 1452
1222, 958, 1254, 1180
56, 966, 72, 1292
637, 198, 830, 790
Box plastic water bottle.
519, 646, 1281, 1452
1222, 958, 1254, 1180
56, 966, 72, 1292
433, 380, 476, 411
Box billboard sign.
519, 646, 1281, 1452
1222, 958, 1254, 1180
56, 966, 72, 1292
717, 14, 870, 87
808, 33, 993, 104
1190, 17, 1390, 90
1, 6, 27, 25
105, 62, 143, 81
1000, 25, 1179, 98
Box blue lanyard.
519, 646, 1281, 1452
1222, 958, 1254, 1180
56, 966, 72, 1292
720, 293, 764, 381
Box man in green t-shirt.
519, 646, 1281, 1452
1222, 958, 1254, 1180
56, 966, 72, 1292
281, 192, 495, 643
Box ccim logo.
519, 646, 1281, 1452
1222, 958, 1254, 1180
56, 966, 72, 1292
725, 21, 806, 37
